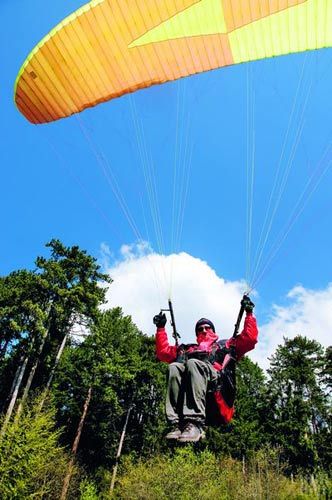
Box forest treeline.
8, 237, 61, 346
0, 240, 331, 499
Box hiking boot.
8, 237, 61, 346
165, 425, 182, 440
178, 422, 205, 443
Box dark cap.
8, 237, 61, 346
195, 318, 215, 334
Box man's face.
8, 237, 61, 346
196, 324, 213, 338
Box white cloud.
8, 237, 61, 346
252, 284, 332, 369
103, 243, 246, 339
101, 243, 332, 370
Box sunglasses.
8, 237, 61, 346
197, 325, 212, 333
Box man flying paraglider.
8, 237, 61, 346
153, 296, 258, 443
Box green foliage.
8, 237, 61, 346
264, 336, 331, 472
114, 448, 324, 499
35, 239, 110, 326
0, 269, 47, 344
79, 479, 99, 500
53, 308, 167, 469
0, 270, 48, 403
0, 239, 111, 411
0, 398, 72, 499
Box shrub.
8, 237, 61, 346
114, 447, 328, 499
0, 398, 75, 499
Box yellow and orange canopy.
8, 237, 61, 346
15, 0, 332, 124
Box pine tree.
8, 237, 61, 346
53, 308, 166, 471
265, 335, 329, 472
0, 240, 111, 429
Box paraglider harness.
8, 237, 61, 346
174, 340, 237, 411
175, 339, 236, 365
161, 297, 249, 418
164, 295, 247, 367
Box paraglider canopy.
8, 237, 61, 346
15, 0, 332, 124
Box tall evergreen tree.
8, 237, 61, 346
0, 270, 48, 427
0, 240, 110, 425
265, 335, 330, 472
53, 308, 166, 471
33, 239, 110, 388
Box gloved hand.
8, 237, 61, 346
241, 295, 255, 313
153, 312, 167, 328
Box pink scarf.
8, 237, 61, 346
196, 330, 219, 351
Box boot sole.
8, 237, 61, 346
178, 432, 205, 443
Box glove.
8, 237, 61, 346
241, 296, 255, 313
153, 312, 167, 328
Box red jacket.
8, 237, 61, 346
155, 313, 258, 423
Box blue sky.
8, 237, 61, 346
1, 1, 332, 363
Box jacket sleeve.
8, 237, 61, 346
227, 313, 258, 360
155, 328, 178, 363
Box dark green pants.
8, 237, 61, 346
166, 358, 218, 426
